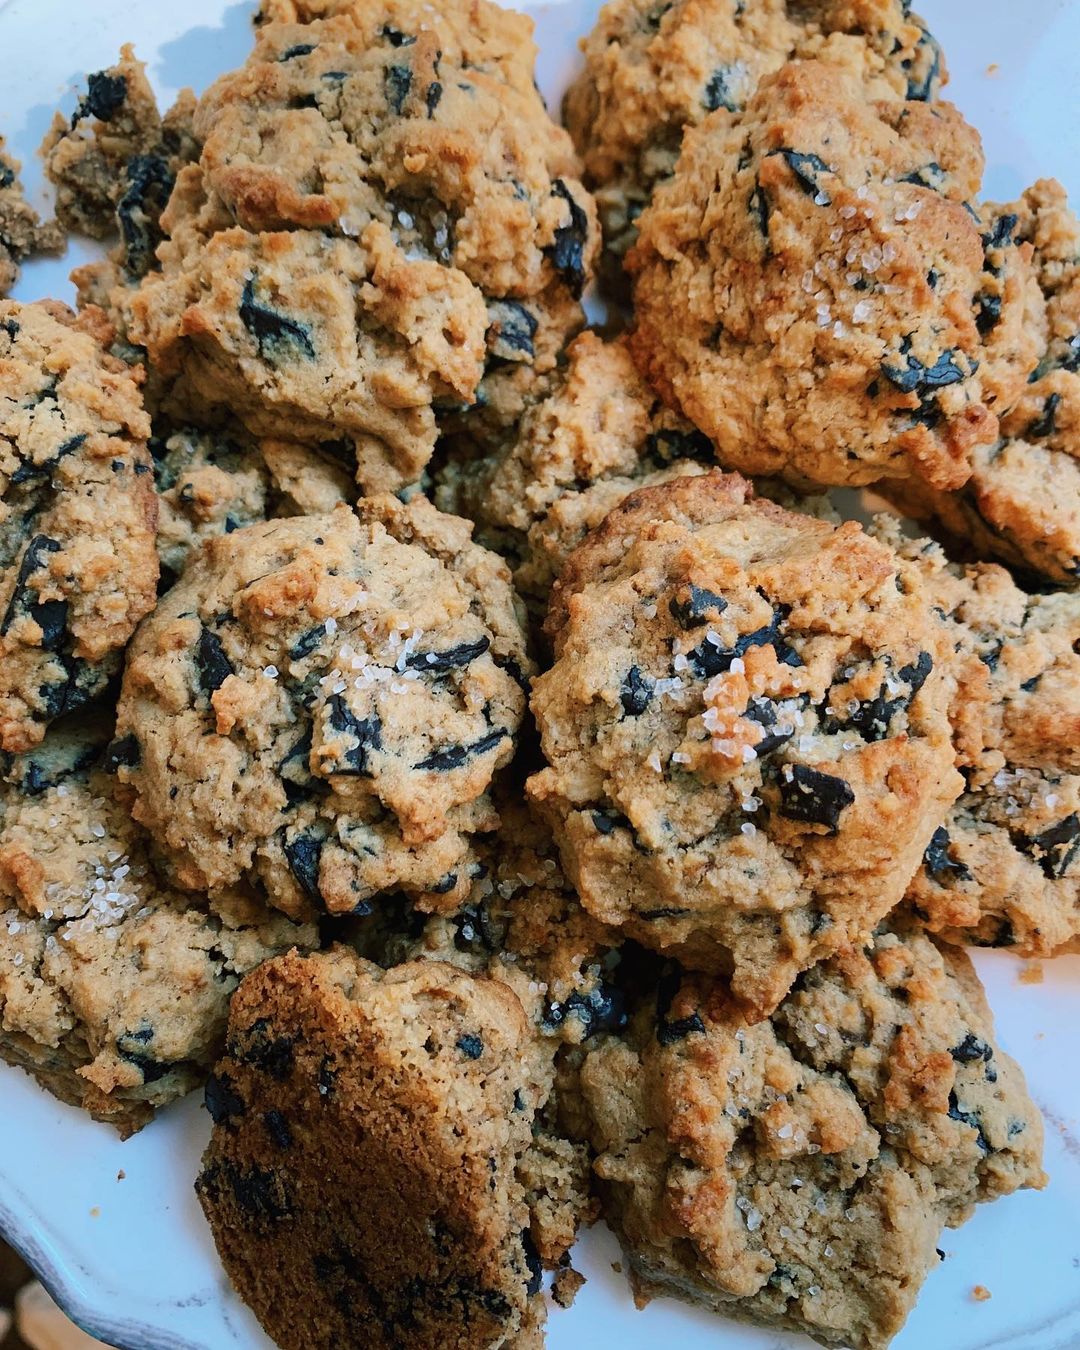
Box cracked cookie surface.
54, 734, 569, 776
628, 59, 1039, 490
0, 300, 158, 753
115, 496, 531, 919
565, 0, 946, 278
576, 923, 1044, 1350
0, 713, 314, 1135
528, 470, 961, 1017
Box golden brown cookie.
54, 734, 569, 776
628, 59, 1039, 490
528, 470, 961, 1017
565, 0, 946, 279
0, 300, 158, 753
0, 137, 64, 297
576, 924, 1045, 1350
115, 497, 531, 919
0, 713, 314, 1135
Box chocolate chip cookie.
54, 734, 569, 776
528, 470, 961, 1017
129, 4, 597, 491
629, 58, 1039, 490
577, 923, 1044, 1349
883, 178, 1080, 585
0, 712, 315, 1135
115, 496, 531, 919
875, 521, 1080, 954
197, 949, 576, 1349
0, 138, 64, 297
0, 300, 158, 753
565, 0, 946, 280
151, 424, 352, 581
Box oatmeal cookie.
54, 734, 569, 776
0, 300, 158, 753
875, 523, 1080, 954
41, 46, 198, 279
629, 59, 1040, 490
196, 949, 565, 1349
0, 713, 315, 1135
129, 6, 597, 490
528, 471, 962, 1017
883, 178, 1080, 585
151, 424, 352, 580
565, 0, 947, 277
115, 497, 531, 919
0, 138, 64, 297
576, 923, 1045, 1350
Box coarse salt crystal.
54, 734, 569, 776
777, 1122, 794, 1139
741, 822, 756, 838
647, 749, 663, 773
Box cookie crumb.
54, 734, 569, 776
611, 1261, 623, 1275
552, 1266, 586, 1308
1019, 963, 1044, 985
985, 63, 1000, 76
89, 1207, 100, 1218
972, 1285, 992, 1302
116, 1170, 126, 1182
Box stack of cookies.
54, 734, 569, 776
1, 1, 1076, 1347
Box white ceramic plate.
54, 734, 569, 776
2, 2, 1080, 1347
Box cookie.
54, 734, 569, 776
576, 923, 1045, 1350
0, 137, 64, 297
41, 45, 199, 279
0, 713, 315, 1136
436, 331, 835, 612
0, 300, 158, 753
874, 521, 1080, 954
528, 470, 962, 1017
882, 178, 1080, 585
128, 6, 597, 491
151, 424, 352, 580
115, 496, 531, 919
565, 0, 946, 279
628, 59, 1041, 490
196, 949, 570, 1349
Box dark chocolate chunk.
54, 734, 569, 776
430, 872, 458, 894
220, 1162, 292, 1222
404, 637, 490, 674
644, 427, 713, 464
542, 985, 626, 1039
263, 1109, 293, 1149
9, 432, 87, 485
102, 733, 140, 772
620, 666, 654, 717
743, 696, 797, 755
777, 765, 854, 833
923, 826, 972, 883
830, 651, 932, 742
882, 340, 967, 395
327, 695, 382, 774
950, 1033, 993, 1064
384, 64, 412, 114
239, 278, 316, 362
900, 162, 945, 190
380, 25, 415, 46
545, 180, 589, 297
703, 65, 741, 113
687, 606, 800, 678
1, 535, 61, 637
204, 1072, 246, 1125
947, 1090, 989, 1152
284, 831, 325, 903
241, 1018, 297, 1081
768, 149, 833, 203
522, 1229, 543, 1297
485, 300, 537, 362
115, 1030, 174, 1084
904, 26, 943, 101
1028, 391, 1061, 438
1019, 813, 1080, 880
749, 182, 771, 240
290, 623, 327, 660
415, 728, 507, 772
117, 154, 174, 277
456, 1033, 484, 1059
195, 627, 234, 695
426, 81, 442, 117
74, 71, 127, 125
668, 584, 728, 629
657, 1011, 706, 1047
280, 43, 316, 60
